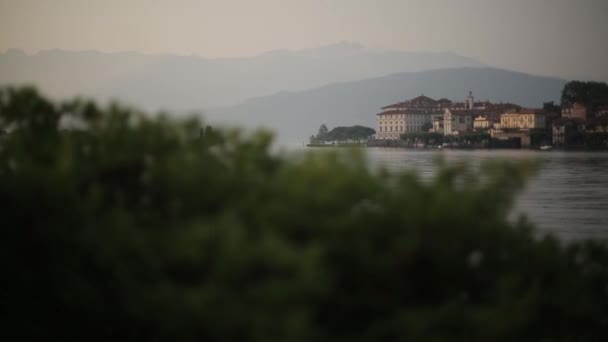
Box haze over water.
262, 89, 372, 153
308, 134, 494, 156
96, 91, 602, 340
364, 149, 608, 241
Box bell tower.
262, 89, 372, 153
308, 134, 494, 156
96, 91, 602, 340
466, 91, 474, 110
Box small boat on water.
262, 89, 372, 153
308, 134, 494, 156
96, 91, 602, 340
540, 145, 553, 151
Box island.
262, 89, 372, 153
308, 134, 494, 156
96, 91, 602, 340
311, 80, 608, 150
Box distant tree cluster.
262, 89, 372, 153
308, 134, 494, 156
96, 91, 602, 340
2, 87, 608, 341
561, 81, 608, 112
310, 124, 375, 144
556, 81, 608, 148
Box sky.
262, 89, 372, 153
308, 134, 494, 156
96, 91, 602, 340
1, 0, 607, 81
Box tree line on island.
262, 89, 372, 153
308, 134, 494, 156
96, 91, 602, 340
560, 80, 608, 111
309, 124, 376, 145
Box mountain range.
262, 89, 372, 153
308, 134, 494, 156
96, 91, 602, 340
0, 42, 484, 109
1, 43, 567, 144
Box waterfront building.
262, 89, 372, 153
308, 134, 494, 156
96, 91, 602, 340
552, 118, 586, 146
562, 103, 588, 121
500, 109, 546, 130
473, 115, 491, 130
444, 109, 474, 135
431, 116, 444, 134
587, 112, 608, 133
443, 93, 521, 135
376, 92, 522, 139
376, 95, 445, 140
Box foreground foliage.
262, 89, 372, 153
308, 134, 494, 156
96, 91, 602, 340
1, 87, 608, 341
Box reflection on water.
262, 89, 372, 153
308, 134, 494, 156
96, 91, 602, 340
364, 148, 608, 240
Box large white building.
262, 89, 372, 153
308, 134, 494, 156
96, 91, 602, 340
376, 95, 449, 140
376, 92, 522, 139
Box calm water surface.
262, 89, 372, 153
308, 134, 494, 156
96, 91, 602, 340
364, 148, 608, 240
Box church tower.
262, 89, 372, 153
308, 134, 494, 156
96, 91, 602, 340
466, 91, 474, 110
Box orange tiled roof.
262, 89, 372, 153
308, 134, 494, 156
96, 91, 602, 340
379, 94, 525, 116
381, 95, 439, 109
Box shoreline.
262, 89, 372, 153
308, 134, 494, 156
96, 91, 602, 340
305, 144, 608, 152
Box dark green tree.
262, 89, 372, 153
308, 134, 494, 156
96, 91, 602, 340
324, 125, 376, 143
561, 81, 608, 116
317, 123, 329, 142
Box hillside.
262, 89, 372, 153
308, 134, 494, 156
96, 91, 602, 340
0, 43, 484, 109
207, 68, 566, 143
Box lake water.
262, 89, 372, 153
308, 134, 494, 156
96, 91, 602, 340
362, 148, 608, 241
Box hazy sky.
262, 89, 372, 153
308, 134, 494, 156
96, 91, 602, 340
1, 0, 607, 80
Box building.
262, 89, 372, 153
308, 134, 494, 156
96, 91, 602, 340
376, 92, 522, 139
552, 118, 585, 146
444, 109, 474, 135
562, 103, 588, 121
473, 115, 491, 130
500, 109, 546, 130
431, 116, 444, 134
376, 95, 445, 140
442, 92, 521, 135
587, 112, 608, 133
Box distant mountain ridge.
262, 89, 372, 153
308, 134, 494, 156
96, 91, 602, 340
207, 68, 566, 143
0, 43, 484, 109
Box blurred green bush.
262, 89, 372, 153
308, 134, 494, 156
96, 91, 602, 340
1, 87, 607, 341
